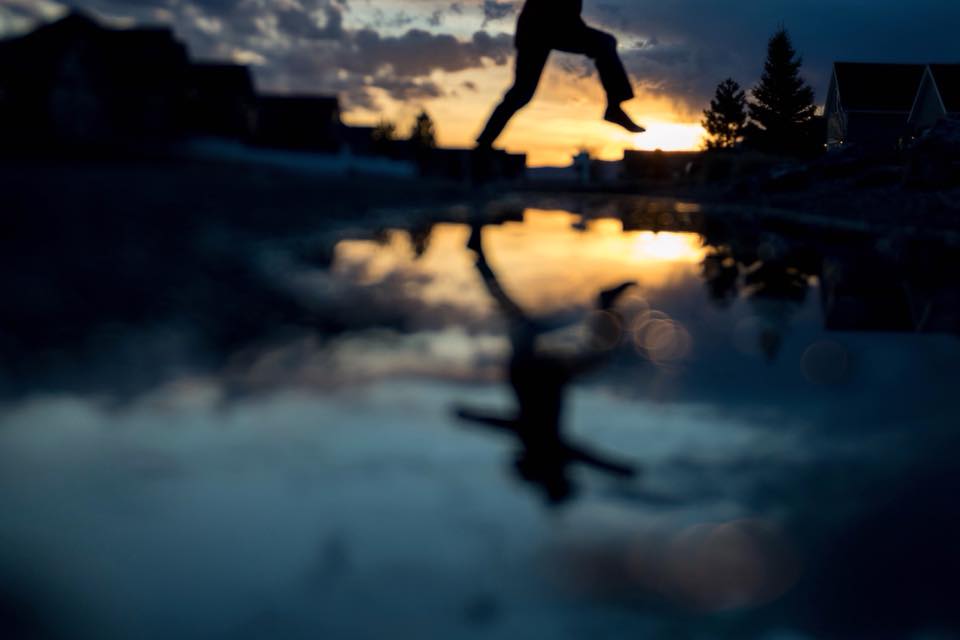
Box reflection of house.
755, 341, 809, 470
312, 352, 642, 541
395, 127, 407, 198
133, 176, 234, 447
0, 12, 189, 147
909, 64, 960, 133
186, 63, 257, 140
253, 95, 342, 152
824, 63, 926, 150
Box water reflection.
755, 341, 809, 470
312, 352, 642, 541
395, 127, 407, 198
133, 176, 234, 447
1, 196, 960, 639
454, 223, 638, 504
333, 210, 707, 319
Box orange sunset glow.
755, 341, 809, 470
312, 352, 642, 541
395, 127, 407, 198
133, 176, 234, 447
343, 57, 707, 166
333, 210, 708, 316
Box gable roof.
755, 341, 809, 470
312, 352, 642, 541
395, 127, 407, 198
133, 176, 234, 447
833, 62, 926, 112
928, 64, 960, 113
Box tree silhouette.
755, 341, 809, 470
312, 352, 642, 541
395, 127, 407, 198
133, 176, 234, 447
409, 110, 437, 149
747, 28, 816, 155
371, 119, 396, 154
702, 78, 748, 150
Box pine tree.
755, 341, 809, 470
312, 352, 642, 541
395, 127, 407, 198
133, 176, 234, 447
747, 28, 816, 154
409, 110, 436, 149
371, 119, 396, 154
702, 78, 748, 150
372, 119, 396, 143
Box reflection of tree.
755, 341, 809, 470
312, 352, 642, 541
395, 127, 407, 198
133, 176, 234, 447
701, 232, 814, 362
701, 247, 740, 308
454, 223, 637, 505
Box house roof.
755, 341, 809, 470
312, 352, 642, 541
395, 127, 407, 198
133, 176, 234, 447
187, 63, 255, 97
258, 95, 340, 109
929, 64, 960, 113
0, 12, 187, 93
833, 62, 926, 112
257, 94, 341, 124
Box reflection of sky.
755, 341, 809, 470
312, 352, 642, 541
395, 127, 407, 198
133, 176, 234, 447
334, 211, 707, 317
1, 208, 959, 638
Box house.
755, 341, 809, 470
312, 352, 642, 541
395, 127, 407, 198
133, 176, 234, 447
622, 149, 700, 182
185, 63, 257, 140
253, 95, 342, 152
909, 64, 960, 133
0, 11, 190, 147
824, 62, 926, 150
415, 147, 526, 181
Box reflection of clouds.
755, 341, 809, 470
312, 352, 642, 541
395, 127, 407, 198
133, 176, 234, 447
558, 516, 800, 613
242, 209, 708, 392
330, 210, 707, 319
225, 330, 509, 393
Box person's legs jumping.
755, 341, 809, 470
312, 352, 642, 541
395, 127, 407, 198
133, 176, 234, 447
476, 47, 551, 147
557, 25, 644, 133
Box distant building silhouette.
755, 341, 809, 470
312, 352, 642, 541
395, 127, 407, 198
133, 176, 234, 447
909, 64, 960, 133
622, 149, 699, 183
0, 12, 529, 179
824, 63, 926, 150
185, 63, 257, 140
0, 12, 189, 147
825, 62, 960, 149
253, 94, 342, 152
419, 147, 526, 181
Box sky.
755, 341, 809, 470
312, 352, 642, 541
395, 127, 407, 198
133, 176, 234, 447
1, 0, 959, 165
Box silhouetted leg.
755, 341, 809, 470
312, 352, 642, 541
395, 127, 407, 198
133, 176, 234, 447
476, 47, 551, 147
556, 26, 633, 105
556, 26, 643, 133
468, 225, 530, 323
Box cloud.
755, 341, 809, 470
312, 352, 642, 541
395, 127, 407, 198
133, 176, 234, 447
342, 28, 511, 78
481, 0, 516, 26
586, 0, 960, 106
38, 0, 513, 111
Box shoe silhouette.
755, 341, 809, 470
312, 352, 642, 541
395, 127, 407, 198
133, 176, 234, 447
604, 105, 645, 133
476, 0, 645, 147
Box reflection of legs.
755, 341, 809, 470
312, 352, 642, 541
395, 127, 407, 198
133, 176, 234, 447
476, 47, 550, 147
468, 225, 528, 323
455, 407, 518, 433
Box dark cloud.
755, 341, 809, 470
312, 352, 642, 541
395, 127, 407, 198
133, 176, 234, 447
41, 0, 960, 115
48, 0, 513, 111
481, 0, 516, 25
273, 3, 344, 41
343, 28, 511, 77
586, 0, 960, 107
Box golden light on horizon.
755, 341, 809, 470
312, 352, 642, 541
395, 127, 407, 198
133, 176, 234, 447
632, 121, 707, 152
630, 231, 707, 263
343, 61, 710, 166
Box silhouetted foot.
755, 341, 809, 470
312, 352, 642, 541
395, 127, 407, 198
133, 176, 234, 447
598, 281, 637, 310
604, 105, 645, 133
